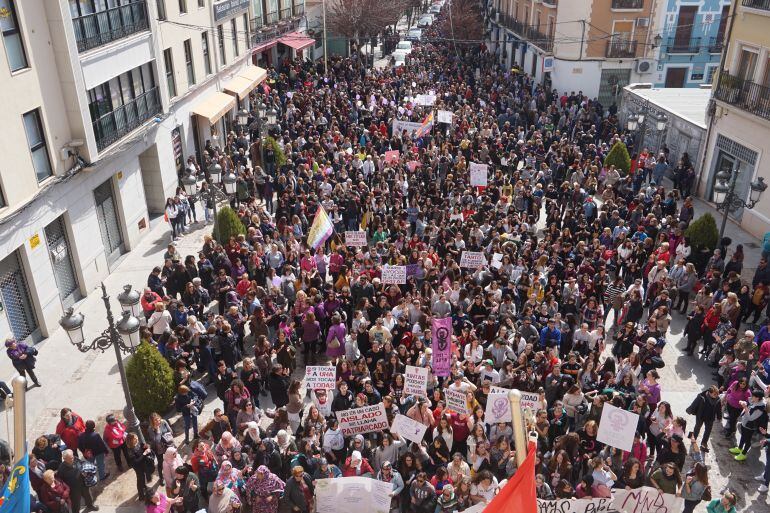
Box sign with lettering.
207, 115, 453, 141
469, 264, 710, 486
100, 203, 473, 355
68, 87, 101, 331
415, 94, 436, 106
315, 477, 393, 513
384, 150, 400, 165
345, 231, 367, 247
212, 0, 249, 21
404, 365, 429, 397
437, 110, 453, 124
337, 403, 389, 436
536, 497, 613, 513
469, 162, 488, 186
381, 265, 407, 285
445, 388, 468, 414
390, 414, 428, 445
597, 403, 640, 452
613, 487, 683, 513
460, 251, 486, 269
392, 119, 430, 136
431, 316, 453, 377
305, 366, 337, 390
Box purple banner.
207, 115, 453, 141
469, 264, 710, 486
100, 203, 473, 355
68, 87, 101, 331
431, 316, 453, 377
406, 264, 419, 277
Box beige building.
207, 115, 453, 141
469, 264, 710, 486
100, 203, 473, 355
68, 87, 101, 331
700, 0, 770, 239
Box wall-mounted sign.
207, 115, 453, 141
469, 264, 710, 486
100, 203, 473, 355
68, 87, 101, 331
213, 0, 249, 22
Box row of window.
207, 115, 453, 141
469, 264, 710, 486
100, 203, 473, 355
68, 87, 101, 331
1, 0, 28, 72
0, 107, 50, 207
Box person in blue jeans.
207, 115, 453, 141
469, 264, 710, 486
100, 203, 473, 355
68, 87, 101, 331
174, 385, 200, 444
756, 426, 770, 493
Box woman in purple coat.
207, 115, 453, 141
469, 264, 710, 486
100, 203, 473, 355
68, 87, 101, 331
5, 338, 40, 386
326, 314, 347, 364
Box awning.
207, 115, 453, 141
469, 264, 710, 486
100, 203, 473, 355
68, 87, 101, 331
239, 65, 267, 84
252, 40, 278, 54
223, 76, 254, 100
191, 91, 236, 124
279, 32, 315, 51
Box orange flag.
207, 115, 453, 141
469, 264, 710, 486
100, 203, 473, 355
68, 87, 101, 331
482, 443, 537, 513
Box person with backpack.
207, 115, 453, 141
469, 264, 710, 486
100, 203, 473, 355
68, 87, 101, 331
57, 449, 98, 512
729, 390, 768, 461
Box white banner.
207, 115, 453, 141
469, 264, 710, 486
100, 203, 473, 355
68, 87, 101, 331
613, 487, 683, 513
337, 403, 390, 436
437, 110, 453, 124
312, 389, 332, 417
445, 388, 469, 415
345, 231, 368, 247
404, 365, 429, 397
392, 119, 429, 135
537, 497, 614, 513
391, 414, 428, 445
469, 162, 488, 186
484, 392, 511, 424
415, 94, 436, 106
460, 251, 486, 269
305, 366, 337, 390
315, 477, 393, 513
597, 403, 640, 452
381, 265, 407, 284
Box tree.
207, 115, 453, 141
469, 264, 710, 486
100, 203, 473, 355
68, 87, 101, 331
125, 341, 175, 420
604, 141, 632, 176
685, 213, 719, 252
213, 206, 246, 244
265, 136, 287, 167
326, 0, 408, 56
438, 0, 483, 44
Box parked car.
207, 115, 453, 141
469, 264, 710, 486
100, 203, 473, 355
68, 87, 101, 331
417, 15, 434, 28
395, 40, 413, 54
393, 52, 407, 68
429, 4, 441, 14
406, 28, 423, 42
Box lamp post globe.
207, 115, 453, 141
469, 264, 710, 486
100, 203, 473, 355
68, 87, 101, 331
116, 311, 142, 349
223, 171, 238, 195
750, 176, 767, 203
208, 162, 222, 184
256, 100, 266, 120
237, 109, 249, 126
117, 284, 142, 318
266, 106, 278, 125
59, 308, 85, 346
181, 172, 198, 196
712, 178, 729, 205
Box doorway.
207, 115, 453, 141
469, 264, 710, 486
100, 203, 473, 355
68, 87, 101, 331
0, 250, 38, 343
45, 216, 80, 308
665, 67, 688, 88
94, 178, 124, 268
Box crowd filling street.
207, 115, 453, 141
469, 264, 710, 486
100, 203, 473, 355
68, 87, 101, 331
5, 3, 770, 513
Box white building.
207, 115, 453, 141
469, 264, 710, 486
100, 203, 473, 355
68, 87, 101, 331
0, 0, 303, 344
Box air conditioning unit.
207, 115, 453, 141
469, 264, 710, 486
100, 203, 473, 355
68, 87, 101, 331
636, 59, 655, 74
636, 17, 649, 27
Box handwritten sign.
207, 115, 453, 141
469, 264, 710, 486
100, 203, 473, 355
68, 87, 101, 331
305, 366, 337, 390
381, 265, 407, 285
469, 162, 488, 186
407, 161, 421, 172
460, 251, 486, 269
392, 119, 428, 135
597, 403, 639, 452
384, 150, 400, 165
484, 392, 511, 424
437, 110, 453, 124
490, 387, 543, 411
337, 403, 390, 436
415, 94, 436, 106
404, 365, 429, 397
445, 388, 469, 415
315, 477, 392, 513
537, 497, 613, 513
390, 414, 428, 445
345, 231, 368, 247
613, 487, 683, 513
431, 316, 453, 377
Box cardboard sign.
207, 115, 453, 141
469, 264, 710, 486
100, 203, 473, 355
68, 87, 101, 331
404, 365, 429, 397
469, 162, 488, 186
384, 150, 400, 165
445, 388, 469, 415
460, 251, 486, 269
491, 253, 503, 270
390, 414, 428, 445
305, 366, 337, 390
345, 231, 368, 247
392, 119, 430, 136
613, 487, 683, 513
381, 265, 407, 284
405, 263, 420, 277
337, 403, 390, 436
537, 497, 613, 513
315, 477, 393, 513
490, 387, 543, 411
437, 110, 453, 124
485, 392, 511, 424
415, 94, 436, 106
597, 403, 640, 452
431, 316, 453, 377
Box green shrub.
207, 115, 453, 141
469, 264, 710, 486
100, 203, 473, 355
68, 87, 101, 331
126, 341, 175, 420
685, 213, 719, 252
213, 206, 246, 243
265, 136, 287, 167
604, 141, 631, 176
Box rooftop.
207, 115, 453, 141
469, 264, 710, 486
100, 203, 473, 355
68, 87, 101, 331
623, 84, 712, 128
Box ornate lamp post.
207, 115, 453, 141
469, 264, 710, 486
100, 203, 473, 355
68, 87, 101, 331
59, 284, 145, 444
713, 168, 767, 242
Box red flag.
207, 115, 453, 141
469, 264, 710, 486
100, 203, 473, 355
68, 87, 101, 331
482, 443, 537, 513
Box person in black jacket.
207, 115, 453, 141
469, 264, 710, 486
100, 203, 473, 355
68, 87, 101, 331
77, 421, 110, 481
683, 306, 705, 356
268, 364, 291, 408
331, 382, 354, 413
281, 466, 314, 513
689, 385, 721, 452
57, 450, 97, 512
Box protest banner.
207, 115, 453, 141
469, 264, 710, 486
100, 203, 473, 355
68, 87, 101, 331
345, 231, 367, 247
469, 163, 489, 186
381, 265, 407, 284
404, 365, 429, 396
311, 389, 332, 417
437, 110, 453, 124
491, 253, 503, 269
537, 497, 613, 513
460, 251, 487, 269
337, 403, 389, 436
406, 263, 420, 277
613, 487, 683, 513
305, 366, 337, 390
407, 161, 421, 172
415, 94, 436, 106
484, 392, 511, 424
315, 477, 392, 513
431, 316, 453, 377
597, 403, 640, 452
391, 414, 428, 445
384, 150, 400, 165
392, 119, 430, 136
445, 388, 469, 414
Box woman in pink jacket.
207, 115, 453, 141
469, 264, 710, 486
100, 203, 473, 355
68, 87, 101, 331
103, 414, 129, 471
723, 377, 750, 436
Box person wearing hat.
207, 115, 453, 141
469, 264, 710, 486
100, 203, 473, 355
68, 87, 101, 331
734, 330, 758, 367
102, 414, 128, 472
342, 450, 374, 477
478, 360, 500, 384
376, 460, 404, 513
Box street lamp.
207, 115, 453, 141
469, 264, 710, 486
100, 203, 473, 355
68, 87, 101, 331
626, 116, 638, 131
116, 284, 142, 319
59, 284, 145, 444
208, 162, 222, 184
236, 109, 249, 127
266, 106, 278, 125
181, 171, 199, 196
713, 164, 767, 242
222, 171, 238, 195
256, 100, 266, 120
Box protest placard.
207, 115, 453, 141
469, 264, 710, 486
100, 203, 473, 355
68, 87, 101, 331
613, 487, 683, 513
404, 365, 429, 397
384, 150, 400, 165
345, 231, 367, 247
337, 403, 389, 436
469, 163, 488, 186
305, 366, 337, 390
437, 110, 453, 124
431, 316, 453, 377
407, 161, 421, 172
392, 119, 429, 136
445, 388, 469, 414
311, 389, 332, 417
460, 251, 486, 269
415, 94, 436, 106
494, 387, 543, 411
405, 263, 420, 277
537, 497, 613, 513
597, 403, 639, 452
315, 477, 392, 513
491, 253, 504, 269
381, 265, 407, 284
484, 392, 511, 424
391, 414, 428, 445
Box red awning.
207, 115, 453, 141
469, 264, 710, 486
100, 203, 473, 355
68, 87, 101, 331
279, 32, 315, 51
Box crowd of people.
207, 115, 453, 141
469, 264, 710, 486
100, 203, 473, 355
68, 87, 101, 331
8, 3, 770, 513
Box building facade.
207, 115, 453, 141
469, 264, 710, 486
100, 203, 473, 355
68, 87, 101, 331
0, 0, 304, 344
250, 0, 313, 68
700, 0, 770, 239
653, 0, 730, 88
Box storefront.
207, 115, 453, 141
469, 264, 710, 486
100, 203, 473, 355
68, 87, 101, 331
191, 91, 237, 151
278, 31, 315, 61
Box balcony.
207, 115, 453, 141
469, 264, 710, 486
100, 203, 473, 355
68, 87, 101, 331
499, 14, 554, 53
714, 72, 770, 122
293, 4, 305, 16
666, 36, 701, 54
250, 18, 301, 46
266, 11, 279, 23
93, 87, 161, 150
611, 0, 644, 9
606, 38, 637, 58
542, 0, 558, 6
708, 37, 724, 54
280, 7, 292, 19
743, 0, 770, 11
72, 0, 149, 53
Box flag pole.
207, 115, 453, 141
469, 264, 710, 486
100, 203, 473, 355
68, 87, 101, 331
11, 376, 27, 458
508, 389, 527, 466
